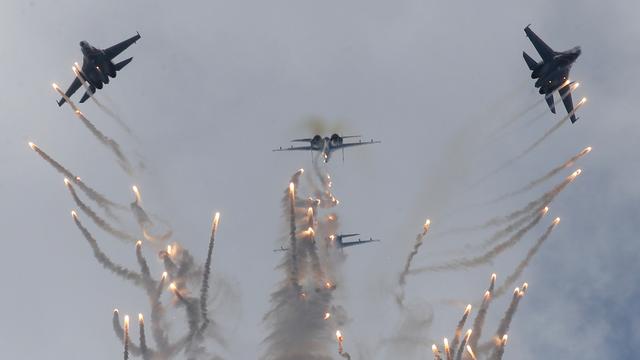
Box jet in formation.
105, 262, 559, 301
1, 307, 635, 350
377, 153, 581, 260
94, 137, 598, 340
57, 33, 141, 106
273, 233, 380, 252
273, 134, 380, 163
523, 25, 581, 123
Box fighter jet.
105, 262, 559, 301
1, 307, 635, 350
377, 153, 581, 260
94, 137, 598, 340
273, 233, 380, 252
57, 33, 141, 106
523, 25, 581, 123
273, 134, 380, 163
329, 233, 380, 249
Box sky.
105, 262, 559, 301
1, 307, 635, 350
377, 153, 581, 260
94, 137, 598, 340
2, 0, 640, 359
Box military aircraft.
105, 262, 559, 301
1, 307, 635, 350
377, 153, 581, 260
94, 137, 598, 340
273, 233, 380, 252
329, 233, 380, 249
57, 33, 141, 106
523, 25, 581, 123
273, 134, 380, 163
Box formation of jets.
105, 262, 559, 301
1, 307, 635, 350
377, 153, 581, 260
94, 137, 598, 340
57, 33, 141, 106
55, 25, 584, 254
523, 25, 582, 123
273, 134, 381, 163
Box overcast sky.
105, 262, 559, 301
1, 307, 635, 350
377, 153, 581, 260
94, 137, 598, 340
2, 0, 640, 359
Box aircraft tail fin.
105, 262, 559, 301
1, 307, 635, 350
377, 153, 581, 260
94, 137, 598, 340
114, 57, 133, 71
523, 51, 538, 71
545, 93, 556, 114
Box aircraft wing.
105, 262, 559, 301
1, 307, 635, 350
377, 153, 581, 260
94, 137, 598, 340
545, 93, 556, 114
57, 77, 82, 106
340, 239, 380, 248
335, 140, 381, 149
558, 84, 578, 123
273, 145, 314, 152
104, 33, 141, 60
524, 25, 554, 61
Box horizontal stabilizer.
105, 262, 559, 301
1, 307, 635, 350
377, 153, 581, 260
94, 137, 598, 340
523, 51, 538, 71
545, 93, 556, 114
114, 57, 133, 71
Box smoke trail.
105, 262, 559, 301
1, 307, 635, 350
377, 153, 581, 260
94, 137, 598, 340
199, 213, 220, 333
139, 314, 150, 360
444, 169, 579, 235
135, 241, 155, 294
28, 142, 124, 211
130, 186, 173, 242
52, 83, 80, 112
479, 97, 587, 181
411, 212, 546, 273
492, 220, 558, 298
486, 146, 591, 204
468, 291, 491, 351
72, 64, 136, 136
112, 310, 141, 356
454, 330, 472, 360
494, 288, 524, 342
151, 272, 170, 352
64, 179, 137, 242
477, 206, 549, 250
336, 331, 352, 359
287, 182, 301, 289
71, 211, 143, 286
449, 304, 472, 360
73, 109, 134, 175
396, 219, 431, 307
489, 335, 508, 360
124, 315, 130, 360
444, 338, 452, 360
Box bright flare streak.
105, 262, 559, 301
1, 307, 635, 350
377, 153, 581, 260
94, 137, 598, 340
212, 212, 221, 233
424, 218, 431, 232
465, 345, 477, 360
169, 282, 177, 292
580, 97, 587, 105
325, 281, 333, 289
483, 291, 491, 301
336, 330, 343, 342
583, 146, 592, 155
161, 271, 168, 280
114, 309, 119, 314
542, 206, 549, 215
167, 245, 173, 256
138, 313, 144, 323
28, 141, 36, 150
464, 329, 473, 341
136, 240, 142, 247
522, 283, 529, 293
71, 210, 78, 219
501, 334, 508, 346
513, 287, 520, 296
124, 315, 130, 329
132, 185, 142, 203
324, 312, 331, 320
307, 227, 315, 237
289, 182, 295, 195
553, 217, 561, 225
64, 177, 71, 186
491, 273, 497, 284
464, 304, 472, 315
432, 344, 439, 355
52, 83, 61, 92
443, 338, 450, 351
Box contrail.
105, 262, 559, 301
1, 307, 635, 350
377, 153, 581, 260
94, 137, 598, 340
28, 142, 124, 211
73, 64, 136, 136
479, 97, 587, 181
486, 146, 591, 204
71, 211, 143, 286
449, 304, 472, 360
492, 220, 559, 298
73, 109, 134, 175
64, 178, 137, 242
396, 219, 431, 307
199, 212, 220, 333
410, 212, 547, 273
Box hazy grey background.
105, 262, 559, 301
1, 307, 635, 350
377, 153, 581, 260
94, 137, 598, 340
2, 0, 639, 359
